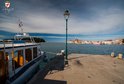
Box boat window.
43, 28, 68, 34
5, 52, 9, 61
4, 52, 9, 78
7, 52, 13, 77
18, 50, 24, 66
33, 47, 37, 59
0, 51, 4, 60
13, 50, 24, 69
0, 51, 6, 83
25, 49, 32, 62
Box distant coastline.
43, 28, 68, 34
68, 39, 124, 45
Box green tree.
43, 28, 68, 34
33, 37, 45, 43
122, 39, 124, 43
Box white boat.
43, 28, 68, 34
0, 33, 45, 84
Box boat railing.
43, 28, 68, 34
0, 40, 39, 49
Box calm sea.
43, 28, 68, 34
40, 42, 124, 57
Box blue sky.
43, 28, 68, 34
0, 0, 124, 41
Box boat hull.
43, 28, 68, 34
8, 56, 42, 84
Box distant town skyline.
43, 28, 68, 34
0, 0, 124, 41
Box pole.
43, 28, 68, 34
66, 19, 68, 60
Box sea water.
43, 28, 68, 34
40, 42, 124, 57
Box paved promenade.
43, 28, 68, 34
28, 54, 124, 84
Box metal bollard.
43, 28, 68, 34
111, 52, 114, 57
118, 54, 123, 59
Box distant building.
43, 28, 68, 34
69, 38, 124, 45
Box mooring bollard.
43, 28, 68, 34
111, 52, 114, 57
118, 54, 123, 59
61, 50, 65, 56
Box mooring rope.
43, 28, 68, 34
44, 51, 58, 55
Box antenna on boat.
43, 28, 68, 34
18, 19, 23, 33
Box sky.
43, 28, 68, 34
0, 0, 124, 41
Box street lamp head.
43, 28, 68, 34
64, 10, 70, 19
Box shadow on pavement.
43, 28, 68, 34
27, 55, 65, 84
49, 56, 64, 71
41, 79, 67, 84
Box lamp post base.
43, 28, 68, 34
65, 59, 68, 65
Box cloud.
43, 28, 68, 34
0, 35, 4, 37
69, 7, 124, 34
0, 0, 124, 37
17, 12, 65, 33
1, 7, 124, 35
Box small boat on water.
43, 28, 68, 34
0, 32, 45, 84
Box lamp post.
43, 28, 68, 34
64, 10, 70, 60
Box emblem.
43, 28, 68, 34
5, 1, 10, 8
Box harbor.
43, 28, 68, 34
28, 54, 124, 84
1, 0, 124, 84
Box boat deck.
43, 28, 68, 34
27, 54, 124, 84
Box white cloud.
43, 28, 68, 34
0, 35, 4, 37
69, 7, 124, 34
0, 22, 19, 32
1, 6, 124, 35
